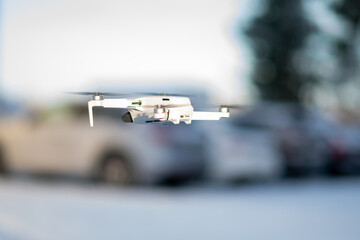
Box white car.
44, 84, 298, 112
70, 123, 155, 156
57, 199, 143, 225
0, 104, 206, 185
202, 119, 283, 182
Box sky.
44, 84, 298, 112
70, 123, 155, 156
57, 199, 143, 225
1, 0, 258, 105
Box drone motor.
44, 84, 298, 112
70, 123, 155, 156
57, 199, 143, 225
153, 105, 167, 121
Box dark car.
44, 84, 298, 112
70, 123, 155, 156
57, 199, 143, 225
232, 102, 331, 176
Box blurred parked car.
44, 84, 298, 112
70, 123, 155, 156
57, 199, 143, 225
325, 125, 360, 174
202, 119, 283, 182
0, 103, 206, 185
294, 108, 360, 175
232, 103, 331, 176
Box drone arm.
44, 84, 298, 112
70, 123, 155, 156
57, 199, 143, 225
192, 111, 230, 121
102, 99, 130, 108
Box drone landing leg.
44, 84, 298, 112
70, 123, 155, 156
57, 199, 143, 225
88, 101, 96, 127
88, 99, 131, 127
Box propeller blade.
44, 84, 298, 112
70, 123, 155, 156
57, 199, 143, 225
134, 92, 195, 97
65, 91, 195, 97
65, 92, 130, 96
221, 104, 250, 109
192, 103, 251, 110
65, 91, 95, 95
101, 92, 130, 96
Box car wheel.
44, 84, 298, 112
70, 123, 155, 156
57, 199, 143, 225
0, 148, 7, 175
101, 156, 132, 185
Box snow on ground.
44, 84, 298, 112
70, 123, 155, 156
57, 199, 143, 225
0, 177, 359, 240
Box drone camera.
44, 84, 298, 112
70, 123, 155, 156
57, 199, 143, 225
122, 112, 134, 123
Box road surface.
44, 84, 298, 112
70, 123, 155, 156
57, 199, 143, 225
0, 177, 359, 240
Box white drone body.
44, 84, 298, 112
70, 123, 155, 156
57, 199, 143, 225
88, 94, 230, 127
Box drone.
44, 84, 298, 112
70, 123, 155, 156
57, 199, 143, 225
69, 92, 233, 127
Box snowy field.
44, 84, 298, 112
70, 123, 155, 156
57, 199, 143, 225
0, 177, 359, 240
